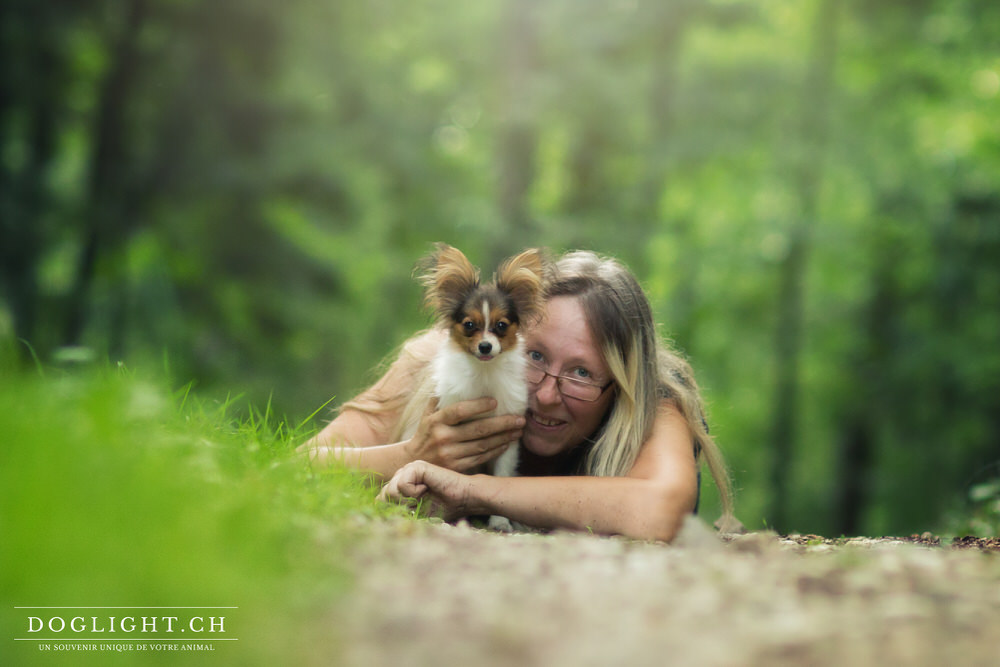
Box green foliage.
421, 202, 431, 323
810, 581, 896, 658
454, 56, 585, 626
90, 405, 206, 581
1, 0, 998, 536
944, 465, 1000, 538
0, 367, 392, 665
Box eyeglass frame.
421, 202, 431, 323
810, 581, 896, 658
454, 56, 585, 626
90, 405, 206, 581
524, 357, 614, 402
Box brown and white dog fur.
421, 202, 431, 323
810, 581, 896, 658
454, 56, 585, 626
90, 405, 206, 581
417, 244, 547, 530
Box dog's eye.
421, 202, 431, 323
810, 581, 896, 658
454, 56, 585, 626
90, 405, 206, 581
462, 320, 476, 333
494, 321, 508, 334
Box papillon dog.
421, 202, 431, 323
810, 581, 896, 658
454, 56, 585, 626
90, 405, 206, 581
417, 244, 548, 530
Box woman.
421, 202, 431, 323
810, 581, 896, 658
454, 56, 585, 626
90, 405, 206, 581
300, 250, 734, 541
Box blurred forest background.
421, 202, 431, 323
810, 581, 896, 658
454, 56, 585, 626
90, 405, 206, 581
2, 0, 998, 537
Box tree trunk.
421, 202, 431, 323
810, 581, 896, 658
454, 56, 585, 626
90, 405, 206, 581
766, 0, 841, 532
0, 4, 61, 361
833, 202, 902, 535
63, 0, 147, 350
640, 3, 693, 347
492, 0, 539, 266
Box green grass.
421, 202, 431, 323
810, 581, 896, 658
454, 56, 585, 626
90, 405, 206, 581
1, 365, 391, 665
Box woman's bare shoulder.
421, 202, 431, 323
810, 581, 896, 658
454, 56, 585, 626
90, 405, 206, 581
373, 328, 444, 388
399, 327, 447, 361
627, 400, 697, 479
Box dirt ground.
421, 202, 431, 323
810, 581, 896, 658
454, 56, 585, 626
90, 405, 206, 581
331, 518, 1000, 667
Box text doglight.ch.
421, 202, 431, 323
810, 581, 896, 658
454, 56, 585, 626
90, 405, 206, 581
25, 615, 227, 634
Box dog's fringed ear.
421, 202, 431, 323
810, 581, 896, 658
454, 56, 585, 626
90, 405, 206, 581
415, 243, 480, 319
496, 248, 550, 323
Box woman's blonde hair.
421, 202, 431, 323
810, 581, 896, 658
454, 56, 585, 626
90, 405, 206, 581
548, 251, 735, 522
343, 249, 735, 523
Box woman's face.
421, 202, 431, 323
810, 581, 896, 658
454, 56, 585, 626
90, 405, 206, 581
520, 296, 616, 458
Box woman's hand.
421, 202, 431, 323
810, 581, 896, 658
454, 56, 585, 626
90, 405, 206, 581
378, 460, 480, 522
403, 397, 523, 473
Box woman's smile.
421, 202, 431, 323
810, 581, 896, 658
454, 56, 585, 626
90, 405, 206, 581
526, 409, 567, 430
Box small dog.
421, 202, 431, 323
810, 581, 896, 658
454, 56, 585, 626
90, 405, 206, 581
417, 244, 547, 530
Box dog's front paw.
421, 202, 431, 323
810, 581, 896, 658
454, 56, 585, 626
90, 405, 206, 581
488, 515, 514, 532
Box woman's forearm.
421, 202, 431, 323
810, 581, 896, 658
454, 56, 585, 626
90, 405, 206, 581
468, 474, 695, 542
304, 441, 413, 481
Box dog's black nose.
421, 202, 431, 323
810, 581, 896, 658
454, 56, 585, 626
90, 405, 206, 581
478, 341, 493, 355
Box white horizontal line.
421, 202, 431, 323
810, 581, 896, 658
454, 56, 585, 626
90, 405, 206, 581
14, 639, 239, 642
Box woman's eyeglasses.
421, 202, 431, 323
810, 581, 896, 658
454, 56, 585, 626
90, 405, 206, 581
524, 358, 613, 402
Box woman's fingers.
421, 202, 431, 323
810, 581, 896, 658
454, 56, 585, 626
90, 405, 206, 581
436, 397, 498, 426
410, 398, 524, 472
445, 430, 521, 472
454, 434, 519, 468
378, 461, 457, 519
389, 461, 472, 521
378, 464, 428, 503
397, 477, 429, 499
452, 413, 524, 440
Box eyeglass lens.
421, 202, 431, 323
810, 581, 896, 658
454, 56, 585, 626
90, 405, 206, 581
525, 362, 603, 401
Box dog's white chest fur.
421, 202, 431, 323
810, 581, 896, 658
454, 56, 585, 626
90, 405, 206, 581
431, 341, 525, 481
432, 343, 528, 417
